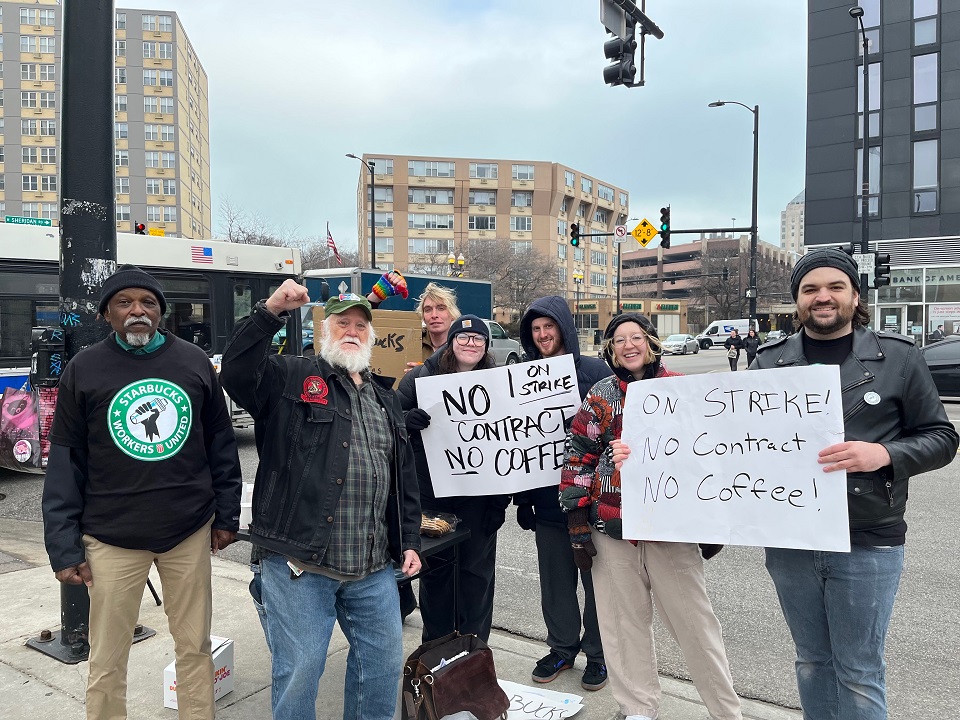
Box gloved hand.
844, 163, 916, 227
571, 539, 597, 571
484, 506, 507, 534
371, 271, 409, 301
405, 408, 431, 432
516, 504, 536, 531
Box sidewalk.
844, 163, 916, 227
0, 518, 800, 720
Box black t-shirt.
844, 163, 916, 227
802, 332, 906, 546
49, 333, 232, 552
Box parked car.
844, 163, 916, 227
661, 334, 700, 355
482, 319, 522, 366
765, 330, 787, 343
920, 336, 960, 400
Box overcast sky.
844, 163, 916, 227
158, 0, 808, 250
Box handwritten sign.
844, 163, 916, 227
619, 365, 849, 551
416, 355, 580, 497
498, 680, 584, 719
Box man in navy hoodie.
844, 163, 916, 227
517, 296, 611, 691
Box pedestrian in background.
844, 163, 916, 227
561, 313, 742, 720
397, 315, 509, 642
724, 328, 744, 371
754, 249, 958, 719
42, 265, 242, 720
515, 297, 610, 691
742, 328, 761, 367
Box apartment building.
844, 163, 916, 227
0, 2, 211, 238
352, 155, 629, 301
780, 190, 805, 255
805, 1, 960, 340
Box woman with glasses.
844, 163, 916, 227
396, 315, 510, 642
560, 313, 742, 720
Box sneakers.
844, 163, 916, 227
531, 650, 574, 683
581, 661, 608, 690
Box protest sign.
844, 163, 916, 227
498, 679, 583, 719
619, 365, 849, 551
416, 355, 580, 496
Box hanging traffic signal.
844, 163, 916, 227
873, 253, 891, 288
135, 222, 146, 235
602, 24, 638, 87
659, 206, 671, 249
570, 222, 581, 247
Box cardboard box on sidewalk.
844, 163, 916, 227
162, 635, 234, 709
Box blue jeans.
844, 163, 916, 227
765, 545, 904, 720
261, 555, 403, 720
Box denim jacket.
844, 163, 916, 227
220, 301, 421, 565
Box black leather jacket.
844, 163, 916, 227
753, 327, 958, 533
220, 301, 421, 565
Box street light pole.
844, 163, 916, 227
346, 153, 377, 269
851, 5, 871, 293
709, 100, 760, 322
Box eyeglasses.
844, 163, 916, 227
612, 333, 647, 348
454, 333, 486, 346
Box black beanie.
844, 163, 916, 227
790, 248, 861, 300
601, 312, 662, 382
446, 314, 490, 346
98, 264, 167, 315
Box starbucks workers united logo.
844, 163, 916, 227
108, 379, 192, 461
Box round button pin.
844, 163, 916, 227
864, 391, 881, 405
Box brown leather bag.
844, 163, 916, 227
401, 632, 509, 720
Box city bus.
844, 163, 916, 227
0, 224, 302, 393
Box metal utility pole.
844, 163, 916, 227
851, 5, 872, 293
346, 154, 377, 269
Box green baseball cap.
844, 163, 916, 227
324, 293, 373, 321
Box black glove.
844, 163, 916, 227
571, 539, 597, 572
516, 504, 536, 531
484, 506, 507, 534
699, 543, 724, 560
405, 408, 431, 432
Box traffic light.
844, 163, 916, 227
135, 222, 146, 235
602, 24, 638, 87
570, 222, 580, 247
722, 267, 729, 282
873, 253, 891, 288
659, 206, 671, 249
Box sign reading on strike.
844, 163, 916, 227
619, 365, 849, 551
415, 355, 580, 497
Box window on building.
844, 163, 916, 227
20, 91, 37, 108
146, 179, 160, 195
560, 197, 570, 214
21, 119, 37, 136
368, 158, 393, 175
513, 241, 533, 254
594, 209, 609, 224
115, 68, 127, 85
146, 206, 161, 222
39, 9, 55, 25
558, 267, 567, 284
22, 203, 40, 218
366, 187, 394, 203
40, 120, 55, 136
145, 125, 159, 141
857, 62, 881, 139
143, 15, 157, 31
470, 163, 498, 179
366, 238, 395, 254
590, 272, 607, 287
143, 69, 158, 86
115, 123, 128, 139
565, 170, 575, 187
115, 95, 127, 113
116, 150, 129, 167
858, 0, 880, 56
581, 177, 593, 194
19, 36, 36, 54
367, 212, 394, 228
913, 0, 938, 45
511, 191, 533, 207
591, 251, 608, 265
159, 15, 173, 32
143, 42, 156, 59
22, 148, 36, 164
574, 247, 585, 263
20, 8, 37, 24
408, 160, 455, 178
162, 152, 176, 168
512, 164, 534, 181
164, 207, 177, 223
558, 220, 567, 236
855, 146, 881, 217
408, 188, 451, 204
38, 37, 55, 54
510, 216, 532, 232
913, 139, 938, 212
558, 243, 567, 259
115, 177, 129, 195
163, 179, 176, 196
159, 43, 173, 59
913, 53, 938, 131
144, 97, 158, 114
22, 176, 38, 192
159, 97, 175, 114
598, 185, 614, 201
116, 204, 131, 222
408, 213, 454, 230
469, 190, 496, 205
144, 151, 159, 168
468, 216, 496, 230
578, 202, 588, 217
160, 70, 173, 87
619, 191, 628, 206
40, 64, 55, 81
21, 64, 36, 81
408, 238, 452, 255
160, 125, 175, 141
116, 12, 126, 29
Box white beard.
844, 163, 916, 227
123, 318, 154, 347
320, 335, 373, 374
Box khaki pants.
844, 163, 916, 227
591, 532, 741, 720
83, 518, 215, 720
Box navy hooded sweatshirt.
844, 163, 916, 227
515, 296, 611, 527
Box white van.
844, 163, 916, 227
482, 319, 523, 365
696, 318, 756, 349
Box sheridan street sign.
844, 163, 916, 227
5, 215, 52, 227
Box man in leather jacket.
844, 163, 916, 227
752, 249, 958, 720
221, 280, 421, 720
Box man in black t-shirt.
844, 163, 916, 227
42, 265, 242, 720
753, 249, 957, 719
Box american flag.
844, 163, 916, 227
326, 222, 342, 265
191, 246, 213, 264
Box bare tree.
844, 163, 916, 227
695, 245, 794, 320
217, 196, 285, 246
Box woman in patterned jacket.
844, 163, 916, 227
559, 312, 742, 720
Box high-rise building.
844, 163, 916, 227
0, 2, 211, 238
351, 154, 629, 302
780, 190, 805, 255
805, 1, 960, 341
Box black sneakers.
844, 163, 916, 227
581, 661, 608, 690
531, 650, 574, 683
